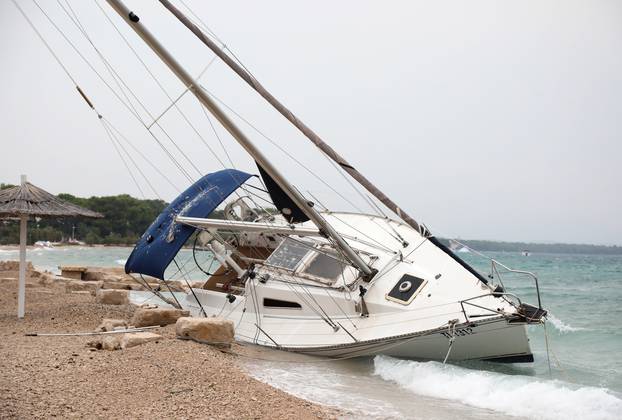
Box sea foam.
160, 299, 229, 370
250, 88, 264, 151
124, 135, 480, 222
547, 313, 585, 333
373, 355, 622, 420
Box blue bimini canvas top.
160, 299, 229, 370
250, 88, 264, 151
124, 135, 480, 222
125, 169, 252, 279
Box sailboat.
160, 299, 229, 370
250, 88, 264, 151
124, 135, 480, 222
23, 0, 548, 362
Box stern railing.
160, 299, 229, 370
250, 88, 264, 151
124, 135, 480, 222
450, 240, 543, 310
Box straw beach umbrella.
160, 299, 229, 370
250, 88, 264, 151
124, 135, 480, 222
0, 175, 103, 318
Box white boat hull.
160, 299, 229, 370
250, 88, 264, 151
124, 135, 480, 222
183, 288, 533, 363
286, 318, 532, 362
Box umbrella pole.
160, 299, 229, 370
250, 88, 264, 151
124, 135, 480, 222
18, 174, 27, 319
18, 215, 27, 319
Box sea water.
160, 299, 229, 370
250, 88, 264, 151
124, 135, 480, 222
244, 252, 622, 419
4, 246, 621, 419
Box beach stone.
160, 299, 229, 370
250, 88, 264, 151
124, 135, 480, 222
96, 289, 130, 305
58, 266, 87, 280
102, 281, 132, 290
65, 280, 102, 293
130, 307, 189, 327
175, 317, 234, 347
95, 319, 128, 332
121, 332, 161, 349
37, 272, 57, 286
100, 335, 123, 351
88, 332, 162, 351
83, 267, 127, 282
0, 260, 34, 271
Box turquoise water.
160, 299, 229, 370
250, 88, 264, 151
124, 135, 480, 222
0, 246, 210, 280
463, 252, 622, 393
245, 251, 622, 419
3, 246, 621, 418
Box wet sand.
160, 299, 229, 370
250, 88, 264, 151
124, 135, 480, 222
0, 271, 339, 419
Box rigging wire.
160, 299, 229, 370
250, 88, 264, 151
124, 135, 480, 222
32, 0, 142, 122
69, 0, 205, 178
173, 1, 392, 218
35, 0, 198, 183
11, 0, 77, 86
93, 0, 279, 227
196, 99, 237, 169
199, 86, 365, 212
101, 118, 163, 199
94, 0, 246, 181
22, 0, 376, 326
11, 0, 151, 199
95, 0, 268, 215
103, 117, 181, 193
99, 118, 146, 198
198, 85, 406, 249
177, 0, 257, 79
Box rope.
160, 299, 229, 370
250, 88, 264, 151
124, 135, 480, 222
25, 326, 161, 337
442, 319, 458, 364
543, 320, 553, 378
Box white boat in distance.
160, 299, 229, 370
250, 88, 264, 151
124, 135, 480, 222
46, 0, 547, 362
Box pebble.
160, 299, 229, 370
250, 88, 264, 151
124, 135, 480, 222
0, 271, 340, 419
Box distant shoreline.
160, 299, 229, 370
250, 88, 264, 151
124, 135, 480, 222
438, 238, 622, 255
1, 239, 621, 255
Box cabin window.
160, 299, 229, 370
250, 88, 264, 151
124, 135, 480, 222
263, 298, 302, 309
300, 251, 346, 281
264, 238, 310, 271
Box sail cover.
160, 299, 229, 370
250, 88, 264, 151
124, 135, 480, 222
256, 163, 309, 224
125, 169, 252, 279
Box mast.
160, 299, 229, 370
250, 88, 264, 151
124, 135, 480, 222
159, 0, 429, 238
104, 0, 373, 277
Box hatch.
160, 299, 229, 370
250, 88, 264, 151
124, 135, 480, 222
386, 274, 427, 305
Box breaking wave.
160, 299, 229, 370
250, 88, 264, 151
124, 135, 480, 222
373, 355, 622, 420
547, 313, 585, 333
115, 259, 127, 266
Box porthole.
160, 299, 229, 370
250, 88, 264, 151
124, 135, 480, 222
399, 280, 412, 292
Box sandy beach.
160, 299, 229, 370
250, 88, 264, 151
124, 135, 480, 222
0, 269, 339, 419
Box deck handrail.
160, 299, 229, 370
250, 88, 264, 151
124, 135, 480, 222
459, 292, 523, 323
449, 239, 543, 309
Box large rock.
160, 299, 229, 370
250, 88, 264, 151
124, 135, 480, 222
83, 267, 128, 282
122, 332, 161, 349
100, 335, 123, 351
96, 289, 130, 305
175, 317, 234, 347
101, 281, 132, 290
130, 307, 189, 327
91, 332, 162, 351
0, 260, 34, 271
95, 318, 128, 332
65, 280, 102, 293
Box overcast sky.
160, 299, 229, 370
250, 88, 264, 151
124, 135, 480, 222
1, 0, 620, 245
